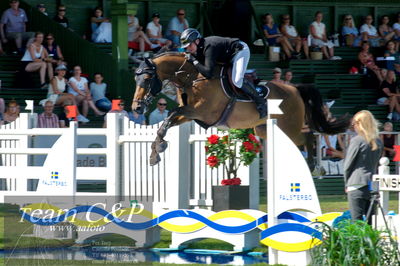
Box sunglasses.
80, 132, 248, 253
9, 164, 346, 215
46, 38, 53, 40
273, 71, 280, 74
118, 104, 125, 106
59, 9, 66, 11
158, 103, 167, 106
177, 13, 185, 16
345, 18, 352, 20
283, 18, 290, 20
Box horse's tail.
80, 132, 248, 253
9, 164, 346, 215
296, 84, 350, 134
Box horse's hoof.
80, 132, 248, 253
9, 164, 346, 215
150, 153, 161, 166
156, 140, 168, 153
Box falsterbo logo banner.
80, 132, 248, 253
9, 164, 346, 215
2, 196, 154, 253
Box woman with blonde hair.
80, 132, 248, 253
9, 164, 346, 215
341, 15, 361, 47
344, 110, 383, 223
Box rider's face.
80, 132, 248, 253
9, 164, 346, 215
185, 41, 198, 54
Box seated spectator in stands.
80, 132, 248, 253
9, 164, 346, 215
384, 40, 400, 73
54, 5, 69, 28
90, 73, 111, 112
270, 67, 284, 84
149, 98, 169, 125
380, 121, 396, 157
37, 3, 48, 16
129, 110, 146, 125
59, 100, 75, 128
360, 15, 381, 47
67, 65, 105, 118
44, 33, 66, 72
128, 14, 159, 52
3, 100, 19, 124
37, 100, 59, 128
341, 15, 362, 47
358, 42, 383, 81
0, 98, 4, 126
280, 14, 309, 59
379, 15, 395, 43
377, 70, 400, 120
380, 68, 388, 84
103, 99, 129, 128
283, 70, 294, 85
393, 12, 400, 50
0, 0, 34, 54
166, 8, 189, 47
320, 103, 345, 159
310, 11, 341, 60
21, 32, 52, 88
146, 13, 172, 48
91, 7, 111, 43
262, 13, 293, 59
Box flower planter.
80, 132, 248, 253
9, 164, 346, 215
212, 185, 249, 212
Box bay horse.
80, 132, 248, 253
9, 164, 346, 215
132, 52, 349, 166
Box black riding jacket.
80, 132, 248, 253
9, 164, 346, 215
192, 36, 243, 79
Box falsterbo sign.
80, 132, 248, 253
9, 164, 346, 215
373, 175, 400, 192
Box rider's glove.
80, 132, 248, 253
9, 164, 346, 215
185, 53, 197, 64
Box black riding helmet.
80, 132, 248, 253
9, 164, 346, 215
180, 28, 202, 48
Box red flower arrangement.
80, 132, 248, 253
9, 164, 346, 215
205, 129, 261, 186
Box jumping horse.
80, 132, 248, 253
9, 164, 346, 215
131, 52, 349, 166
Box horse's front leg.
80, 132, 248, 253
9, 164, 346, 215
149, 107, 193, 166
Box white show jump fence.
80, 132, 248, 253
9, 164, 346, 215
0, 113, 259, 210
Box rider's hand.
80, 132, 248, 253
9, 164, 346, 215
185, 53, 196, 63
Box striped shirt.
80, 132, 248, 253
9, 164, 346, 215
37, 113, 60, 128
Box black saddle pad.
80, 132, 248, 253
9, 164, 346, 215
220, 66, 269, 102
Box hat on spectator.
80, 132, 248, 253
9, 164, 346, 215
273, 67, 282, 73
37, 3, 45, 8
152, 13, 160, 18
55, 64, 67, 71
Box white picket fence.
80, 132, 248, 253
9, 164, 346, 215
0, 113, 259, 210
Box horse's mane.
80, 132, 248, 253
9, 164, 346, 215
152, 51, 185, 59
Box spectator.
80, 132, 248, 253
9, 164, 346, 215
262, 13, 293, 59
146, 13, 172, 47
341, 15, 361, 47
67, 65, 105, 117
21, 31, 52, 88
0, 0, 34, 54
378, 15, 395, 43
166, 8, 189, 47
37, 100, 59, 128
0, 98, 4, 126
91, 7, 110, 42
384, 40, 400, 73
380, 68, 388, 84
44, 33, 66, 67
103, 99, 129, 128
37, 3, 48, 16
90, 73, 111, 112
149, 98, 169, 125
344, 110, 383, 223
270, 67, 284, 84
377, 70, 400, 120
320, 103, 345, 159
280, 14, 309, 59
358, 42, 383, 81
309, 11, 341, 60
360, 15, 381, 47
393, 12, 400, 50
3, 100, 19, 123
54, 5, 69, 28
283, 70, 294, 85
59, 100, 74, 128
128, 14, 159, 51
129, 110, 146, 125
380, 121, 395, 158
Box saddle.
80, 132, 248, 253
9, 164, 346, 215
220, 66, 270, 102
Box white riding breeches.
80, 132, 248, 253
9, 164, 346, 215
231, 41, 250, 88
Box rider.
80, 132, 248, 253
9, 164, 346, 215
180, 28, 267, 118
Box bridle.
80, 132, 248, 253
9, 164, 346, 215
133, 58, 161, 107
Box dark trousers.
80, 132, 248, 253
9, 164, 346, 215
347, 185, 372, 224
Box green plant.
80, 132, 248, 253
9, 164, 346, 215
205, 128, 261, 184
310, 219, 400, 266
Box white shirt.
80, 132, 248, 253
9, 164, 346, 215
393, 23, 400, 31
68, 76, 88, 96
360, 24, 378, 36
311, 21, 325, 38
146, 21, 161, 37
284, 25, 298, 37
128, 16, 139, 33
21, 45, 43, 61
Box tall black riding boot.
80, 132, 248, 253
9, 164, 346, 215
240, 79, 268, 118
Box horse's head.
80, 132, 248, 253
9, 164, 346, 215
132, 58, 162, 114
